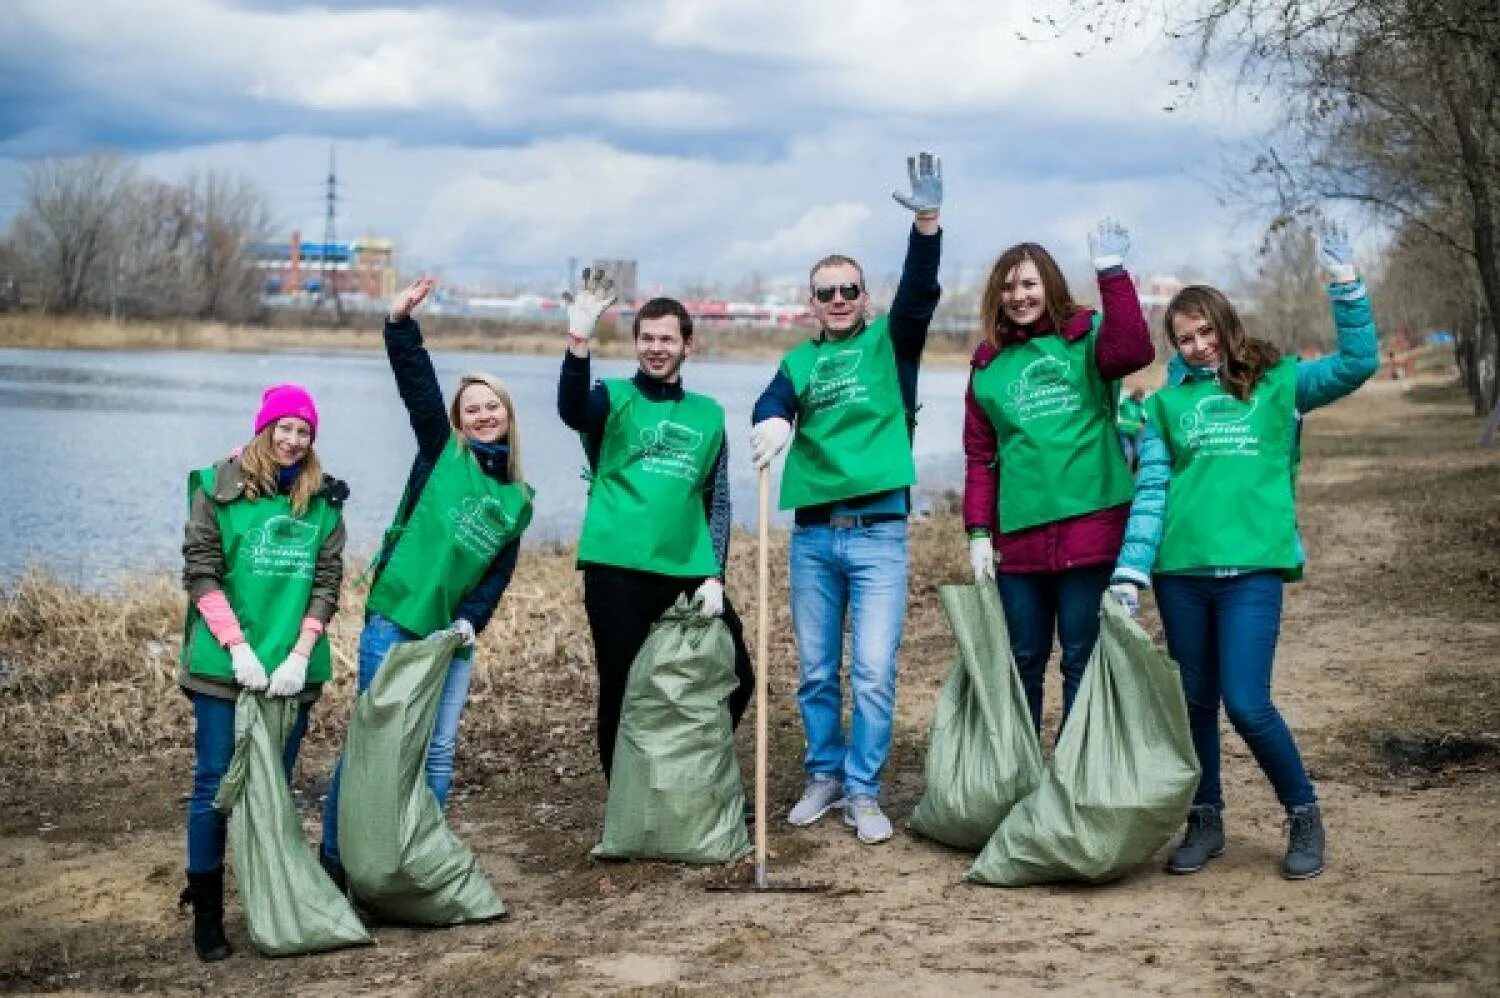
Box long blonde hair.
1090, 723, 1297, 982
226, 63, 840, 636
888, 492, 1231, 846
449, 372, 524, 481
240, 424, 324, 516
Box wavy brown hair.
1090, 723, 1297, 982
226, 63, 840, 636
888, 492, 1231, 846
240, 424, 324, 516
1164, 285, 1281, 402
980, 242, 1085, 348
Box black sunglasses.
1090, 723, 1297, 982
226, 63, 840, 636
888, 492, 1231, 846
813, 283, 863, 304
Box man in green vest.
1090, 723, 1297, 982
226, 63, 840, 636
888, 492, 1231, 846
749, 152, 943, 844
558, 278, 755, 781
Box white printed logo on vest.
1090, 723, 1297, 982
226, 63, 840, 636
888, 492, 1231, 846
448, 495, 515, 559
632, 419, 705, 482
246, 514, 319, 579
1180, 396, 1261, 456
1003, 355, 1082, 422
806, 349, 869, 412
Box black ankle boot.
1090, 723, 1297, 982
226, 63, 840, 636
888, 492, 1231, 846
180, 869, 232, 962
1166, 805, 1225, 875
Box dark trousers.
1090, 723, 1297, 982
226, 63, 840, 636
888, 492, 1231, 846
582, 564, 754, 780
996, 565, 1114, 735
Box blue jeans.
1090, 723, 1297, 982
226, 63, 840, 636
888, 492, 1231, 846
187, 691, 310, 873
1153, 572, 1317, 811
789, 519, 908, 799
320, 613, 474, 863
997, 565, 1112, 735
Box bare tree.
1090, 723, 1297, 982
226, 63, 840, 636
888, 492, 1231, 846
10, 153, 136, 313
1241, 221, 1332, 352
182, 169, 273, 322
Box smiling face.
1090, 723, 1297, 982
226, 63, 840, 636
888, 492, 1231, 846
1000, 259, 1047, 327
1170, 310, 1222, 368
808, 261, 868, 337
636, 314, 690, 383
457, 382, 510, 444
269, 417, 312, 467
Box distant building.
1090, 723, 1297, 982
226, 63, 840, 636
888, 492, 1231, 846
254, 231, 397, 300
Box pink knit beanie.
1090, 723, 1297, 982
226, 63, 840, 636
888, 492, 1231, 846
254, 383, 319, 439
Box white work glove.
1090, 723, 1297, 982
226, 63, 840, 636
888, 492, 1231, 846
1109, 582, 1140, 618
891, 150, 943, 218
693, 578, 725, 617
1317, 219, 1357, 284
750, 417, 793, 469
266, 651, 308, 697
389, 276, 435, 323
1088, 217, 1131, 271
442, 618, 476, 647
561, 267, 618, 341
969, 535, 996, 584
229, 643, 269, 691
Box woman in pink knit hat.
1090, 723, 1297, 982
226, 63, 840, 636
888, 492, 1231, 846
177, 383, 350, 961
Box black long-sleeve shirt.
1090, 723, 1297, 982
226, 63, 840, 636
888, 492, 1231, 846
374, 316, 519, 634
557, 352, 731, 576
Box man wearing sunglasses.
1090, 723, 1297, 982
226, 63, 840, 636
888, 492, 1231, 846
750, 152, 943, 845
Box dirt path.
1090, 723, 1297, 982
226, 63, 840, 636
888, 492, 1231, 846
3, 378, 1499, 996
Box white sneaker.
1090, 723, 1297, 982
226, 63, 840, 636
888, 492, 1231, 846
787, 776, 845, 826
843, 795, 893, 844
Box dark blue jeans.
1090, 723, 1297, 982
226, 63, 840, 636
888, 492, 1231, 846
997, 565, 1113, 735
187, 691, 310, 873
1153, 571, 1317, 811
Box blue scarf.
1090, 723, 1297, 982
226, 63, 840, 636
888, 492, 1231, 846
276, 463, 303, 494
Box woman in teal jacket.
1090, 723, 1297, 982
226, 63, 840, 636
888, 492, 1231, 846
1109, 222, 1378, 881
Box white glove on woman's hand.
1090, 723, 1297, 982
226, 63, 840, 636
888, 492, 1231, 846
229, 643, 269, 691
266, 651, 309, 697
693, 578, 725, 617
969, 535, 996, 583
750, 417, 792, 469
431, 618, 476, 647
1109, 582, 1140, 618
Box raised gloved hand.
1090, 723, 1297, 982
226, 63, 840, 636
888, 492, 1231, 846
891, 151, 942, 217
693, 578, 724, 617
562, 267, 618, 341
1109, 582, 1140, 618
968, 535, 996, 584
1088, 218, 1131, 271
229, 643, 269, 691
266, 651, 308, 697
750, 417, 793, 469
389, 277, 435, 323
1317, 219, 1357, 284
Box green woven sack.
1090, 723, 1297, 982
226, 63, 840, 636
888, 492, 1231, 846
214, 693, 371, 956
968, 593, 1200, 886
909, 584, 1043, 850
592, 597, 750, 864
338, 632, 505, 924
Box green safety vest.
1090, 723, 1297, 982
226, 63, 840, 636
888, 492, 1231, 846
970, 315, 1135, 533
1150, 357, 1303, 575
778, 317, 917, 510
180, 467, 339, 683
366, 435, 535, 635
577, 379, 725, 578
1117, 396, 1146, 435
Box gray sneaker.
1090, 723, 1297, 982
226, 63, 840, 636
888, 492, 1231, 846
843, 794, 893, 844
1166, 805, 1225, 874
788, 776, 845, 827
1282, 803, 1325, 880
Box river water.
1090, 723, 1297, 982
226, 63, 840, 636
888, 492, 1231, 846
0, 348, 970, 588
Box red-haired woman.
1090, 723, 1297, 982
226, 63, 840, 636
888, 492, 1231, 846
179, 383, 349, 960
962, 221, 1154, 734
1109, 223, 1378, 880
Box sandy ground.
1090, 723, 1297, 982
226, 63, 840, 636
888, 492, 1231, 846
3, 376, 1498, 996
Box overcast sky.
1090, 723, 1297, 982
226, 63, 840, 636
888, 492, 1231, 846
0, 0, 1273, 294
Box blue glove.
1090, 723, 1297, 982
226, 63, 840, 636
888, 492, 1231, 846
1088, 218, 1130, 270
1317, 220, 1357, 284
892, 151, 942, 216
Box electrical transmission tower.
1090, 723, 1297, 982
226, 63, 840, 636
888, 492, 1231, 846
317, 144, 344, 322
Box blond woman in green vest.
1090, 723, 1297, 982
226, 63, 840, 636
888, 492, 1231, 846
179, 383, 349, 960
